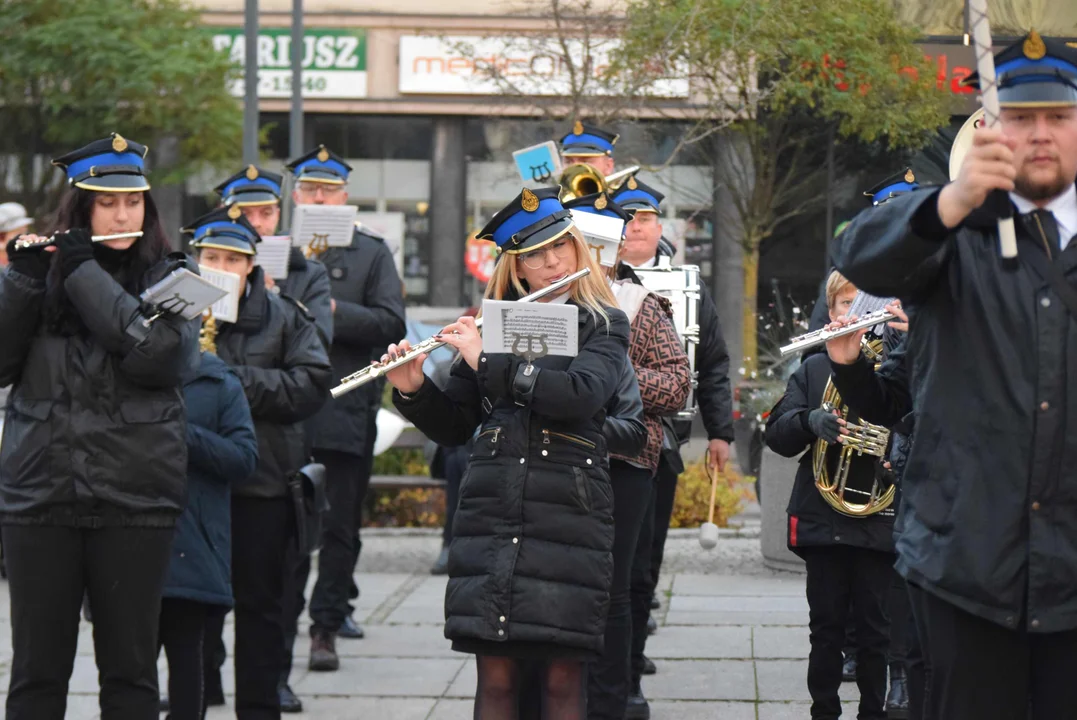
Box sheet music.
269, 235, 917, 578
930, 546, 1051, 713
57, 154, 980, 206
481, 300, 579, 358
254, 236, 292, 279
847, 291, 896, 335
198, 265, 243, 323
570, 210, 624, 267
291, 204, 357, 250
139, 268, 229, 320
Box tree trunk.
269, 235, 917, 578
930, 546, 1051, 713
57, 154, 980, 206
741, 243, 759, 375
711, 133, 746, 379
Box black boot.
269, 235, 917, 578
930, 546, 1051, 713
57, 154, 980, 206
279, 682, 304, 713
647, 614, 657, 636
641, 655, 657, 675
309, 629, 340, 671
886, 664, 909, 719
842, 651, 857, 682
625, 677, 651, 720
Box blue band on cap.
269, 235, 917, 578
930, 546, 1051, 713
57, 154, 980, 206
997, 56, 1077, 78
222, 176, 282, 199
193, 220, 258, 246
492, 197, 566, 247
293, 157, 350, 180
66, 151, 145, 182
563, 133, 615, 154
871, 181, 919, 204
613, 188, 660, 210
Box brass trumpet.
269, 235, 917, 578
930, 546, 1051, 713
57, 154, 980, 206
330, 267, 591, 399
558, 164, 640, 203
13, 231, 143, 251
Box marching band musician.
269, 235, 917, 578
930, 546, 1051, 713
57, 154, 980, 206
385, 187, 629, 719
214, 165, 334, 349
0, 133, 199, 718
564, 191, 691, 719
183, 207, 331, 720
609, 174, 735, 715
832, 32, 1077, 718
281, 145, 406, 680
560, 121, 619, 177
765, 270, 896, 720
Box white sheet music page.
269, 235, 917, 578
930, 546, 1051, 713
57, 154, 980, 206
139, 268, 229, 320
198, 265, 243, 323
254, 236, 292, 279
481, 300, 579, 358
290, 205, 358, 250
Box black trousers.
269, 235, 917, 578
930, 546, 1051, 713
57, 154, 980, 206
3, 523, 174, 720
159, 598, 213, 720
647, 455, 678, 594
308, 448, 371, 634
440, 445, 469, 546
802, 545, 893, 720
629, 480, 658, 682
887, 570, 910, 666
232, 497, 293, 720
906, 584, 929, 720
588, 461, 653, 719
909, 582, 1077, 720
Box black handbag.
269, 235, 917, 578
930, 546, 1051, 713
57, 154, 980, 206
288, 462, 329, 556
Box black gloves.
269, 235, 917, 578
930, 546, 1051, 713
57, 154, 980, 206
807, 408, 842, 444
53, 229, 94, 279
5, 236, 52, 281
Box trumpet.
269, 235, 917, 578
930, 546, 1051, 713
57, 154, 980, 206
331, 267, 591, 399
13, 231, 143, 251
558, 164, 640, 203
779, 309, 897, 357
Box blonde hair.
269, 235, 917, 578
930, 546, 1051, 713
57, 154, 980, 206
484, 227, 617, 326
825, 270, 855, 311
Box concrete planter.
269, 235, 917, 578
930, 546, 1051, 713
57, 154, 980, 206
759, 448, 806, 573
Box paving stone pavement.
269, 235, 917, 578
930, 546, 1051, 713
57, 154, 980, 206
0, 532, 867, 718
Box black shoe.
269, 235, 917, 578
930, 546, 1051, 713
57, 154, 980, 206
279, 684, 304, 713
159, 696, 169, 713
842, 652, 857, 682
886, 666, 909, 719
625, 679, 651, 720
309, 630, 341, 671
641, 655, 657, 675
338, 615, 365, 639
431, 546, 450, 575
647, 614, 657, 636
649, 595, 660, 610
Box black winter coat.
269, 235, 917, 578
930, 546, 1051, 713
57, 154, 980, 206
0, 253, 199, 524
308, 228, 406, 455
765, 353, 895, 555
394, 303, 630, 655
279, 247, 333, 351
214, 266, 332, 498
163, 352, 258, 607
834, 188, 1077, 633
602, 358, 647, 458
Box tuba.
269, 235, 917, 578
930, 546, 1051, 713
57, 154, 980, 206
557, 164, 640, 203
812, 337, 895, 517
200, 310, 218, 354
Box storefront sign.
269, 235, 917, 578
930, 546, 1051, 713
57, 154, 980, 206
211, 28, 367, 99
398, 35, 690, 98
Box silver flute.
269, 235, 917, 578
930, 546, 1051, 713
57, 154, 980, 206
331, 267, 591, 399
13, 231, 143, 251
779, 309, 897, 357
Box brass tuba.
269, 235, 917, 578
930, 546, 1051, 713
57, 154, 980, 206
812, 338, 895, 517
557, 164, 640, 203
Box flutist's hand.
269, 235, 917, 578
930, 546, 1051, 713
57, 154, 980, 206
937, 126, 1017, 228
6, 236, 53, 280
436, 317, 483, 371
382, 340, 427, 395
53, 229, 94, 279
885, 301, 909, 333
824, 316, 869, 366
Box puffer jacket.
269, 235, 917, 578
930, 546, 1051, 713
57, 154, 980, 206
394, 302, 630, 654
214, 266, 332, 498
0, 252, 199, 525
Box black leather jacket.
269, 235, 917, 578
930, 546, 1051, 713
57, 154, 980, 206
602, 358, 647, 458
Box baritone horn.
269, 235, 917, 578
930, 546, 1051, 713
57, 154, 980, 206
558, 164, 640, 203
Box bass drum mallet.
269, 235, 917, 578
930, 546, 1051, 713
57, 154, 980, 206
698, 449, 721, 550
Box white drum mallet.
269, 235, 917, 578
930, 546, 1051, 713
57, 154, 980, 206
698, 449, 720, 549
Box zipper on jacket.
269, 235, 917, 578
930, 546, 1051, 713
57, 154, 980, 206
1032, 213, 1054, 260
478, 427, 501, 444
543, 429, 597, 450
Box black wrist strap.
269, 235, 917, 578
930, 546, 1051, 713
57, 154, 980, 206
512, 363, 540, 407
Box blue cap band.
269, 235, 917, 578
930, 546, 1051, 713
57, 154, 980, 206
492, 198, 566, 247
871, 181, 919, 205
65, 151, 145, 183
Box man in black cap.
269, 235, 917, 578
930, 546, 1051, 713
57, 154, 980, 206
833, 31, 1077, 718
282, 145, 406, 677
560, 121, 619, 177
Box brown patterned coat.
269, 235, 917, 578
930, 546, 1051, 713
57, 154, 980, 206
611, 282, 691, 473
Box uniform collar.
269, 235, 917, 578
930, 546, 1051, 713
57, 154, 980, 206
1011, 183, 1077, 250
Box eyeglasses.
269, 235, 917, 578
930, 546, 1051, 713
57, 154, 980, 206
518, 238, 574, 269
295, 183, 345, 199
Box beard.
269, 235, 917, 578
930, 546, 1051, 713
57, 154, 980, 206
1014, 161, 1072, 202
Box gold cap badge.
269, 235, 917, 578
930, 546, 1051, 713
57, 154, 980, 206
317, 147, 330, 163
111, 133, 128, 153
246, 165, 259, 181
594, 194, 608, 210
521, 188, 540, 212
1024, 30, 1046, 60
227, 205, 242, 220
627, 176, 638, 190
573, 120, 584, 136
904, 169, 915, 183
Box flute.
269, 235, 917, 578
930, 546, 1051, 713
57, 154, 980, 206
779, 309, 897, 357
331, 267, 591, 399
13, 231, 143, 251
